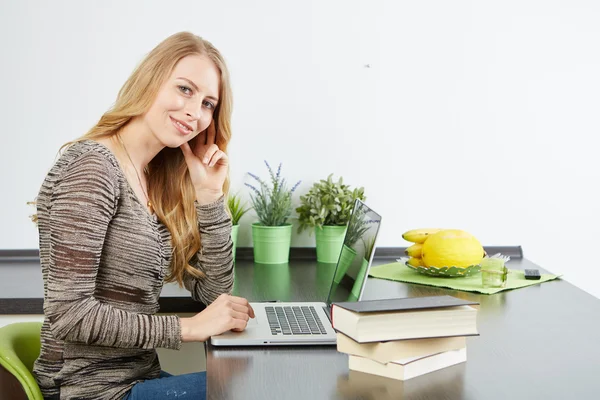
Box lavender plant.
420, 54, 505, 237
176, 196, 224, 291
245, 161, 301, 226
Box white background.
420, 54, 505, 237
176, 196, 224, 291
1, 0, 598, 299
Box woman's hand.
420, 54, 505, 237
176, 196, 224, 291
179, 294, 255, 342
180, 121, 228, 204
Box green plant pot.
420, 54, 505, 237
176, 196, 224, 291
334, 244, 357, 284
251, 223, 292, 264
231, 224, 239, 264
351, 258, 370, 298
315, 225, 347, 264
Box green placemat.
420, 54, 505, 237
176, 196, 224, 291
369, 262, 561, 294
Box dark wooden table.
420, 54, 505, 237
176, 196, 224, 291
207, 253, 600, 400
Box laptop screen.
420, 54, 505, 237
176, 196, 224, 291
325, 199, 382, 306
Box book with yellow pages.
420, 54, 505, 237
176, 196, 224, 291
336, 332, 466, 364
348, 348, 467, 381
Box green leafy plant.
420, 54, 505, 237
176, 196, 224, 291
245, 161, 301, 226
295, 174, 365, 234
227, 193, 250, 226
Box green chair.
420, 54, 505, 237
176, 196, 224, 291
0, 322, 44, 400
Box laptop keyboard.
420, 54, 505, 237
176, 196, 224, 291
265, 306, 328, 335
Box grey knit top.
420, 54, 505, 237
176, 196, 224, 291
32, 140, 234, 399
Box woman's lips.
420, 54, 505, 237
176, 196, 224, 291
170, 117, 193, 136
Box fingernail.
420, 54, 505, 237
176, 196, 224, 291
203, 158, 209, 164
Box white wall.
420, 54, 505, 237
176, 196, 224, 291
1, 0, 598, 298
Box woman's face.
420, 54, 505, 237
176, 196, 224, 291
145, 54, 221, 148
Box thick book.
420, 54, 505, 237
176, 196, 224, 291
348, 348, 467, 381
331, 295, 479, 343
336, 332, 467, 364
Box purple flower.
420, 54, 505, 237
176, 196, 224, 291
264, 160, 274, 178
244, 183, 261, 197
291, 180, 301, 193
247, 172, 268, 189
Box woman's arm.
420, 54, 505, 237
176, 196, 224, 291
183, 196, 234, 305
44, 152, 181, 350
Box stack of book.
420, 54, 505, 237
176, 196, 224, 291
331, 295, 479, 380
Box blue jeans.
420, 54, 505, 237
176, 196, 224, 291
123, 371, 206, 399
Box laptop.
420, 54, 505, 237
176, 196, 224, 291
210, 199, 382, 346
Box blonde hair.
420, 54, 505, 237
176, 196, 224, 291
58, 32, 233, 286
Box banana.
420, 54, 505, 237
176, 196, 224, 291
407, 257, 425, 267
402, 228, 443, 244
405, 243, 423, 258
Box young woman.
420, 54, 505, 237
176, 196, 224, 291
32, 32, 254, 400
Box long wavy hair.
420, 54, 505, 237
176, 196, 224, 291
56, 32, 233, 286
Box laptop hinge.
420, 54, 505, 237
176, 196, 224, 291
323, 305, 332, 323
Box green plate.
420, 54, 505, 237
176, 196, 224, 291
401, 260, 481, 278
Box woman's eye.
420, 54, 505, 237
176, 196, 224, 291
178, 85, 192, 95
203, 100, 215, 110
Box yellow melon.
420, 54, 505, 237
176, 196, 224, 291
421, 229, 484, 268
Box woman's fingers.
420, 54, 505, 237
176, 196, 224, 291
208, 150, 228, 167
200, 145, 228, 167
230, 302, 253, 317
206, 121, 217, 145
199, 143, 217, 164
230, 317, 249, 332
183, 139, 224, 168
194, 121, 217, 153
227, 296, 255, 318
216, 294, 255, 319
190, 121, 223, 166
227, 309, 249, 322
179, 141, 195, 165
222, 310, 249, 332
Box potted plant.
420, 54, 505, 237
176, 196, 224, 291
245, 161, 301, 264
296, 174, 365, 263
227, 193, 250, 264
